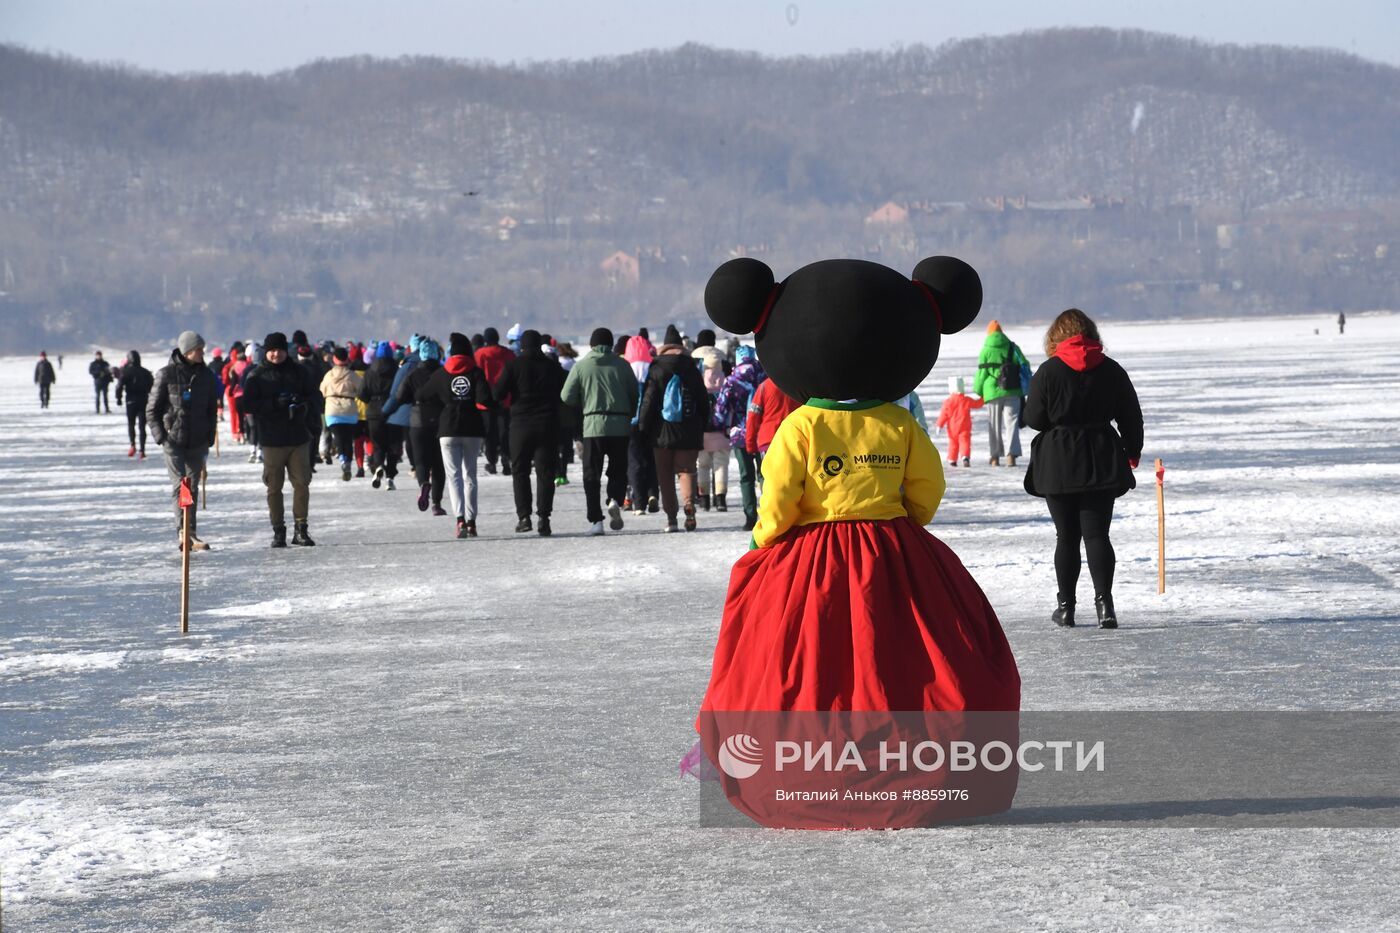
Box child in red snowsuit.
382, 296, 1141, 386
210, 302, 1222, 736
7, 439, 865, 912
936, 376, 982, 466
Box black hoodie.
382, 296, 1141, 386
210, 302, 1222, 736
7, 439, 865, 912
493, 343, 566, 428
115, 352, 154, 407
423, 354, 492, 437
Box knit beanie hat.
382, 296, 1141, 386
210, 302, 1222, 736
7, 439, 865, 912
663, 324, 683, 346
589, 327, 613, 348
177, 330, 205, 354
986, 320, 1002, 334
448, 332, 472, 357
518, 329, 542, 351
263, 331, 289, 352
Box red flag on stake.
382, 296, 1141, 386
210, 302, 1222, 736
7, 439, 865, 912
179, 476, 195, 509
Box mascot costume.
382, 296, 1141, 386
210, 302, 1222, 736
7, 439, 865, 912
686, 256, 1022, 829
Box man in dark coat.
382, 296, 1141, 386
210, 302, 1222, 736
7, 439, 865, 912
241, 331, 322, 547
89, 350, 113, 413
638, 324, 709, 531
147, 331, 219, 549
34, 351, 56, 409
493, 329, 567, 535
115, 350, 155, 458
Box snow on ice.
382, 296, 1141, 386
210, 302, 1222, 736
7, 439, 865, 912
2, 314, 1398, 930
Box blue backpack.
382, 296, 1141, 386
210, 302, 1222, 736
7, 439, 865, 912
662, 374, 687, 423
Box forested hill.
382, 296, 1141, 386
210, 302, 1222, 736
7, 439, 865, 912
2, 28, 1398, 349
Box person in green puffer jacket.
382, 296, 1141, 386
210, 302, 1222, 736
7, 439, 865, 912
560, 327, 639, 535
973, 320, 1031, 466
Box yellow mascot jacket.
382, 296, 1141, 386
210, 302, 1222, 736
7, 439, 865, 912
752, 398, 945, 549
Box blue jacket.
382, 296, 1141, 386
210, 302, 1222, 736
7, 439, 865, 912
380, 352, 419, 428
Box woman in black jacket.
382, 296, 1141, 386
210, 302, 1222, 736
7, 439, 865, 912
1023, 309, 1143, 629
422, 333, 493, 538
638, 325, 709, 532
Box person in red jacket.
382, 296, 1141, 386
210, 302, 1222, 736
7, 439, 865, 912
743, 377, 801, 458
935, 375, 983, 467
474, 326, 516, 475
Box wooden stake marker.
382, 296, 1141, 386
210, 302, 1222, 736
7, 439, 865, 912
179, 476, 194, 634
1155, 458, 1166, 594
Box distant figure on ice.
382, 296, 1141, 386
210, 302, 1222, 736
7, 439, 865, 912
319, 346, 365, 482
115, 350, 153, 458
935, 375, 983, 467
148, 331, 218, 551
476, 327, 516, 476
1023, 309, 1143, 629
712, 345, 765, 530
34, 351, 55, 409
638, 324, 709, 532
974, 321, 1030, 466
1338, 312, 1346, 335
493, 329, 566, 537
241, 332, 321, 548
559, 327, 638, 536
691, 329, 733, 513
690, 255, 1021, 828
622, 334, 659, 514
89, 350, 113, 414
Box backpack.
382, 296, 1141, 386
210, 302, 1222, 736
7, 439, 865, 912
662, 373, 689, 423
995, 345, 1022, 392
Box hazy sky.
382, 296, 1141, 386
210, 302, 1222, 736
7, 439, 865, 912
3, 0, 1396, 73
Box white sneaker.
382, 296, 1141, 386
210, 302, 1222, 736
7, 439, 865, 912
385, 477, 396, 491
587, 520, 605, 536
247, 452, 258, 463
606, 500, 624, 531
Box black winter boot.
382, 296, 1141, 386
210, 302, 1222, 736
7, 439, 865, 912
1095, 593, 1118, 629
715, 493, 728, 512
515, 516, 532, 533
699, 493, 711, 512
271, 525, 287, 548
1052, 594, 1075, 628
291, 522, 315, 546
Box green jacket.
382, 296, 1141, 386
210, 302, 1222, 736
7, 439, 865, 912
560, 346, 639, 438
974, 331, 1030, 402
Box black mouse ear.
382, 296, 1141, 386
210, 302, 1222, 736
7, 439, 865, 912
912, 256, 982, 334
705, 258, 776, 335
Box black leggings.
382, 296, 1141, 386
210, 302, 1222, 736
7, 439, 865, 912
126, 406, 147, 450
1045, 492, 1117, 602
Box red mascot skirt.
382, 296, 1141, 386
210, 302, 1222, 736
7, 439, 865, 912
699, 517, 1020, 715
693, 518, 1021, 829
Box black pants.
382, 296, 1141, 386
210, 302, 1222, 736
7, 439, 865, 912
627, 426, 658, 506
329, 423, 357, 465
369, 419, 403, 478
581, 436, 629, 524
95, 383, 110, 412
510, 421, 560, 518
484, 408, 511, 468
39, 384, 51, 408
126, 405, 147, 451
1045, 492, 1117, 601
410, 424, 445, 505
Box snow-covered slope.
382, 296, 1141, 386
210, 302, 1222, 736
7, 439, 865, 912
2, 315, 1398, 930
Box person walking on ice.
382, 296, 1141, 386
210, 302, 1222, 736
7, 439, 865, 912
34, 351, 56, 409
974, 320, 1030, 466
147, 331, 218, 550
935, 375, 982, 467
1022, 308, 1144, 629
